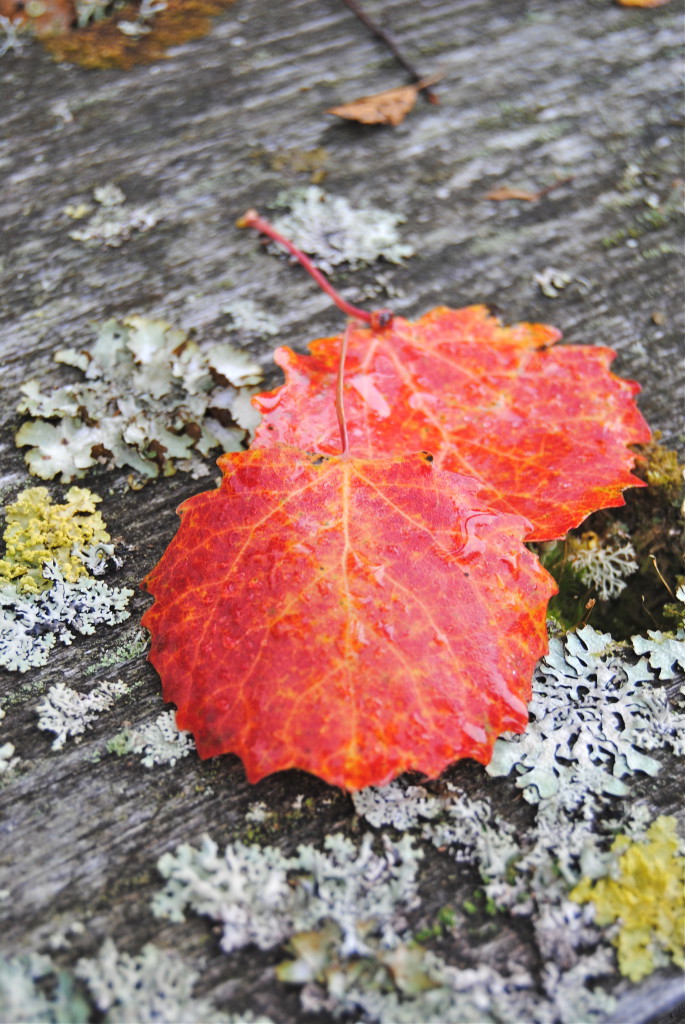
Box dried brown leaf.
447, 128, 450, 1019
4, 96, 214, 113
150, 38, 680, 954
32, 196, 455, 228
484, 186, 540, 202
327, 76, 438, 127
484, 177, 573, 203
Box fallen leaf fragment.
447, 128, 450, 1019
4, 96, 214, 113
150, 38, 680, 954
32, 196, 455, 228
142, 446, 554, 790
617, 0, 671, 6
484, 186, 541, 202
484, 178, 573, 202
252, 306, 650, 542
327, 76, 438, 127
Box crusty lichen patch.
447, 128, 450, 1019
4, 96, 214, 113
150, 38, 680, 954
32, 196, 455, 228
0, 939, 261, 1024
486, 625, 685, 809
107, 710, 195, 767
0, 485, 132, 672
0, 486, 110, 594
66, 183, 161, 248
566, 527, 638, 601
266, 186, 414, 273
570, 816, 685, 982
36, 679, 129, 751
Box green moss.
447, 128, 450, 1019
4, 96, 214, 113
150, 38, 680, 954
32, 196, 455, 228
414, 906, 456, 943
533, 541, 589, 631
641, 243, 679, 259
437, 906, 456, 929
570, 817, 685, 982
641, 439, 684, 507
601, 181, 684, 250
461, 889, 500, 920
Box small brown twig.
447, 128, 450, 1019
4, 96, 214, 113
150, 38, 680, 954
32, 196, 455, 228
650, 554, 675, 599
338, 0, 438, 104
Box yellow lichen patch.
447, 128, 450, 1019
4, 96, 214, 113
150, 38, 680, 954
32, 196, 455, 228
570, 816, 685, 982
0, 486, 110, 594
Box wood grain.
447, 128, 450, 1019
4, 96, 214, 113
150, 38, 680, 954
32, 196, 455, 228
0, 1, 683, 1020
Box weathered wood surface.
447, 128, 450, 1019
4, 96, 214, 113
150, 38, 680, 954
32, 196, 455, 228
1, 0, 684, 1021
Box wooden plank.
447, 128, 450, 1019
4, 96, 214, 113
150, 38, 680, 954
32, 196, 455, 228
0, 1, 683, 1021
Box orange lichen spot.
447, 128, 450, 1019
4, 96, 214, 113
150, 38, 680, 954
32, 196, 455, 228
0, 0, 236, 68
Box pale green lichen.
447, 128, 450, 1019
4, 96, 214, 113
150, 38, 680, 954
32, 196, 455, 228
75, 939, 237, 1023
534, 266, 572, 298
16, 316, 263, 483
631, 629, 685, 680
0, 486, 110, 594
74, 0, 110, 27
36, 679, 128, 750
0, 562, 133, 672
348, 783, 625, 1021
486, 625, 685, 809
0, 952, 89, 1024
221, 298, 280, 338
0, 15, 24, 57
0, 708, 19, 775
570, 816, 685, 982
151, 815, 618, 1023
153, 832, 421, 957
279, 923, 538, 1023
108, 709, 194, 767
566, 528, 639, 601
67, 183, 161, 247
1, 941, 271, 1024
292, 939, 615, 1024
267, 186, 414, 273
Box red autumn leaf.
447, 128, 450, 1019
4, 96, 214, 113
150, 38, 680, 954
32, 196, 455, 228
141, 445, 555, 790
252, 305, 650, 542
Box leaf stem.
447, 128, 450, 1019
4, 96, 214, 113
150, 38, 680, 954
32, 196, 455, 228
336, 322, 352, 456
338, 0, 438, 104
237, 209, 394, 330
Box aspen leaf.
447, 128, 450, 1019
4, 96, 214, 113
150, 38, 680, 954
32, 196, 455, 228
252, 306, 650, 542
141, 446, 555, 790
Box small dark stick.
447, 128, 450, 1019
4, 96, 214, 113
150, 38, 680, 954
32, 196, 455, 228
339, 0, 438, 104
236, 208, 393, 330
